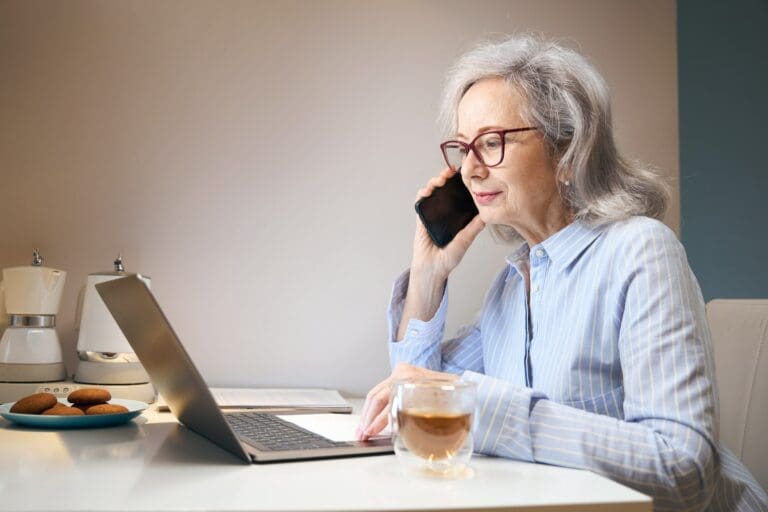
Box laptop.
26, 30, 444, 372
96, 275, 393, 463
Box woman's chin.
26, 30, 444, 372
477, 208, 501, 226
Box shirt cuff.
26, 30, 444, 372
387, 269, 448, 369
461, 371, 546, 462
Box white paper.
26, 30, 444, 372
278, 413, 392, 442
209, 387, 350, 409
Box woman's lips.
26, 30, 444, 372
474, 191, 501, 205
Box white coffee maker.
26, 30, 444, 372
0, 250, 70, 403
73, 256, 155, 403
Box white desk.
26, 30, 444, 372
0, 400, 651, 511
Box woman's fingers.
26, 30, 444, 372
415, 168, 457, 201
427, 175, 447, 190
356, 364, 413, 439
358, 386, 382, 430
362, 402, 392, 440
452, 215, 486, 249
356, 380, 391, 439
356, 393, 387, 439
357, 365, 458, 441
440, 166, 457, 179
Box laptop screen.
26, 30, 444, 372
96, 276, 250, 461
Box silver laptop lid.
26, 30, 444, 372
96, 275, 251, 462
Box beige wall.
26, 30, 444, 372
0, 0, 678, 396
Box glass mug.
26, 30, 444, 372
390, 379, 477, 476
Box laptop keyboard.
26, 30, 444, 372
225, 412, 351, 452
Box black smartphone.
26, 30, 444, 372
414, 172, 479, 248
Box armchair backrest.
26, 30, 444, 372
707, 299, 768, 491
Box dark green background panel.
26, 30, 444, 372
678, 0, 768, 300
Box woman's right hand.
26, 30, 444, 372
395, 168, 485, 341
411, 167, 486, 281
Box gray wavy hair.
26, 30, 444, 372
439, 35, 669, 242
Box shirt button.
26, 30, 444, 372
535, 249, 545, 258
532, 284, 540, 293
409, 328, 419, 336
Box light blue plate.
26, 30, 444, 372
0, 398, 148, 429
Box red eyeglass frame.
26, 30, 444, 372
440, 127, 537, 170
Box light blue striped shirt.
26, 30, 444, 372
388, 216, 767, 511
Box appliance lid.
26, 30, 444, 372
88, 255, 150, 279
2, 249, 64, 274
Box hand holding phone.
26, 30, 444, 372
414, 172, 479, 248
400, 170, 485, 341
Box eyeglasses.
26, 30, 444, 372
440, 127, 537, 171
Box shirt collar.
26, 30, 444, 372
505, 242, 529, 267
505, 220, 604, 275
504, 242, 529, 281
539, 220, 604, 272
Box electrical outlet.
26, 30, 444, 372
35, 384, 79, 397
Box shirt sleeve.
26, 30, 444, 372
388, 269, 484, 375
462, 223, 719, 511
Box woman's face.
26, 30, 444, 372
456, 77, 564, 232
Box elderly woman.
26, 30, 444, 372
355, 36, 767, 511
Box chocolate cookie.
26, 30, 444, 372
42, 404, 85, 416
68, 388, 111, 405
86, 403, 129, 415
10, 393, 58, 414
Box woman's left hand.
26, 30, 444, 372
355, 362, 458, 441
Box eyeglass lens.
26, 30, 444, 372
444, 132, 504, 170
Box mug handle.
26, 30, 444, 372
389, 383, 399, 434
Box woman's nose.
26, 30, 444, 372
460, 150, 488, 179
